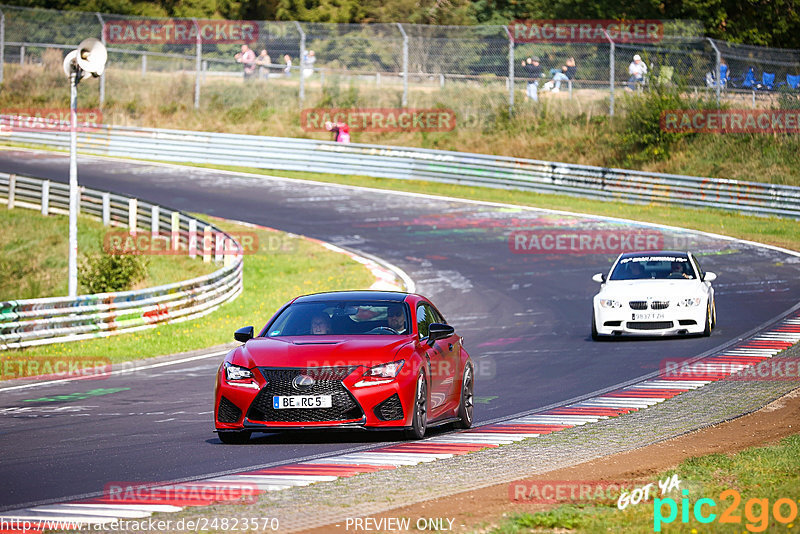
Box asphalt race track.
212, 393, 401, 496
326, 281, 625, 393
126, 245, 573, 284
2, 149, 800, 511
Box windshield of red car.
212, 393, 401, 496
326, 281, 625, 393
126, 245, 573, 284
265, 301, 410, 336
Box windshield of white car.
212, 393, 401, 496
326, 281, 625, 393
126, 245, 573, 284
265, 301, 410, 336
609, 256, 695, 281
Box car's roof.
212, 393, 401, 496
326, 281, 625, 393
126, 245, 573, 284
293, 291, 411, 303
618, 251, 689, 259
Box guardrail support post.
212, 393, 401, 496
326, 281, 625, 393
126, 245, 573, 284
96, 13, 106, 107
41, 179, 49, 215
223, 238, 233, 267
504, 26, 514, 116
141, 54, 146, 78
203, 225, 212, 263
293, 21, 306, 104
188, 218, 197, 258
440, 73, 444, 88
397, 23, 408, 107
128, 198, 137, 234
171, 211, 181, 251
215, 232, 223, 263
7, 173, 15, 209
19, 44, 24, 65
150, 205, 160, 236
102, 192, 110, 225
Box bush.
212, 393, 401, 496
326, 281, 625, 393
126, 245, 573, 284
79, 251, 149, 294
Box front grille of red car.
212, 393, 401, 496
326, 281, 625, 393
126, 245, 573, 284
246, 366, 363, 423
217, 396, 242, 423
374, 393, 404, 421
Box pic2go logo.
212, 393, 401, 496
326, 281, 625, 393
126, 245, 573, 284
654, 489, 799, 532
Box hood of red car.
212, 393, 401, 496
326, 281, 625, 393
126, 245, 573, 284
232, 336, 413, 369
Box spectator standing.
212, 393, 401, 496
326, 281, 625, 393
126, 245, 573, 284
627, 54, 648, 91
303, 50, 316, 79
256, 49, 271, 80
523, 56, 542, 102
283, 54, 292, 76
234, 44, 256, 81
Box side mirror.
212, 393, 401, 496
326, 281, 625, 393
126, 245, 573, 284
703, 272, 717, 282
234, 326, 254, 343
592, 273, 606, 283
427, 323, 455, 344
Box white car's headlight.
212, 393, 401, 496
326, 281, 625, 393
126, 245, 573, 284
676, 297, 702, 307
599, 299, 622, 309
224, 362, 253, 381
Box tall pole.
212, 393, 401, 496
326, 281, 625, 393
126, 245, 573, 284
504, 26, 514, 116
396, 23, 408, 107
96, 13, 106, 106
605, 30, 615, 117
68, 70, 79, 297
294, 21, 305, 104
707, 38, 722, 107
193, 18, 201, 109
0, 10, 5, 85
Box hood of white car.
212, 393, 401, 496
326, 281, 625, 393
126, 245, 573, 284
597, 279, 705, 300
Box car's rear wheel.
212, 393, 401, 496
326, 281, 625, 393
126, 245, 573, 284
218, 430, 252, 444
591, 310, 600, 341
405, 374, 427, 440
454, 363, 474, 429
703, 302, 713, 337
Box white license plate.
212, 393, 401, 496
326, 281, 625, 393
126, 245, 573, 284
273, 395, 332, 409
633, 313, 665, 320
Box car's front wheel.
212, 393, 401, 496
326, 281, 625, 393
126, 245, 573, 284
703, 302, 713, 337
591, 310, 600, 341
454, 363, 474, 429
405, 374, 427, 440
218, 430, 252, 444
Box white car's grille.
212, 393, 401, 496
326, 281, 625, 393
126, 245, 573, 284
629, 301, 648, 310
629, 300, 670, 310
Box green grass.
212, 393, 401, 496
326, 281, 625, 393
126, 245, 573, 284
491, 433, 800, 533
191, 164, 800, 253
0, 206, 216, 300
6, 219, 374, 364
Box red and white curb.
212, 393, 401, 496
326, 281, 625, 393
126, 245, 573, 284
2, 314, 799, 532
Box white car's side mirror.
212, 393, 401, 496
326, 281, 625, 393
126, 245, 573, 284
592, 273, 606, 283
704, 272, 717, 282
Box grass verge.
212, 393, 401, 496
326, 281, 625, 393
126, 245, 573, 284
0, 206, 216, 300
492, 433, 800, 533
6, 219, 374, 364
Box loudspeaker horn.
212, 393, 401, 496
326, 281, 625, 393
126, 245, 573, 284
76, 37, 107, 77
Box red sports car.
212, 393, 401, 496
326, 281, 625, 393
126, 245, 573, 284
214, 291, 474, 443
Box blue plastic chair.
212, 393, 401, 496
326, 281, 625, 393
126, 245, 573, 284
719, 64, 729, 87
732, 67, 756, 89
756, 72, 776, 91
777, 74, 800, 90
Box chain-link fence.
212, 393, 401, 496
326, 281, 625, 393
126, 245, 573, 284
1, 4, 799, 118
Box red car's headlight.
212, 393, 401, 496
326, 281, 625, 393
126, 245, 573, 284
224, 362, 254, 381
363, 360, 405, 379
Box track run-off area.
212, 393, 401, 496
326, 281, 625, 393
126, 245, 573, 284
1, 148, 800, 521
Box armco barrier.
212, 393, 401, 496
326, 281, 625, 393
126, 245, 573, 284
0, 172, 243, 350
3, 120, 800, 218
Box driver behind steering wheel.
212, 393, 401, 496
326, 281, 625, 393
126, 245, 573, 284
387, 304, 408, 334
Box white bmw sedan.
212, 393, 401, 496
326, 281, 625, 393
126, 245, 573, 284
591, 251, 717, 339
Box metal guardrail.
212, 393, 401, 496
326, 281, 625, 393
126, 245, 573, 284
0, 172, 243, 350
3, 121, 799, 219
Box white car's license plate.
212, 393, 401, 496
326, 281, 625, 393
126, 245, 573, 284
273, 395, 332, 409
633, 313, 665, 320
